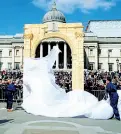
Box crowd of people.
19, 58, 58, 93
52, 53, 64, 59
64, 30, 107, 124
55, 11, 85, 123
54, 71, 72, 92
0, 69, 121, 103
54, 70, 121, 93
0, 70, 23, 101
84, 70, 121, 91
0, 70, 23, 85
0, 69, 121, 100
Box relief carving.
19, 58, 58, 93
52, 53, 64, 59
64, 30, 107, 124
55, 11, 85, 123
24, 34, 33, 40
75, 32, 84, 39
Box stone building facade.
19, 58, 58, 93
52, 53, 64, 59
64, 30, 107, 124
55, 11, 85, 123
0, 34, 23, 70
0, 2, 121, 72
85, 20, 121, 72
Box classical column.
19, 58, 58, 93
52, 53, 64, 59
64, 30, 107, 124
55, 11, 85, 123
40, 43, 43, 58
21, 46, 23, 68
12, 46, 15, 69
72, 32, 84, 90
24, 33, 33, 57
95, 46, 98, 70
84, 46, 89, 69
56, 42, 59, 69
48, 42, 51, 54
64, 42, 67, 69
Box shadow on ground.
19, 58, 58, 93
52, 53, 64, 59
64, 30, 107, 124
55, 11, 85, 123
0, 119, 14, 124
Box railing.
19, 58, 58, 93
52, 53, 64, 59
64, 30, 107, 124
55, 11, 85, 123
0, 89, 5, 101
89, 90, 105, 101
0, 89, 23, 102
0, 89, 105, 102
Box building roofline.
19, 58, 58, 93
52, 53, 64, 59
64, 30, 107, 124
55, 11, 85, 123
88, 19, 121, 22
86, 19, 121, 31
0, 33, 23, 39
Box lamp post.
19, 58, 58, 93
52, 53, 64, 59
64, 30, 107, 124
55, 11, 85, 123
116, 58, 119, 72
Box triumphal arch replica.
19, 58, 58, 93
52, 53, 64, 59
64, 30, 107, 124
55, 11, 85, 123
24, 2, 84, 90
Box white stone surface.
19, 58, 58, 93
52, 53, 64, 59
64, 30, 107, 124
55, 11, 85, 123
0, 34, 23, 70
86, 20, 121, 37
84, 42, 121, 71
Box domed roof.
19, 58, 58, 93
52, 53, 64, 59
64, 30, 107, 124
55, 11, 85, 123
43, 2, 66, 23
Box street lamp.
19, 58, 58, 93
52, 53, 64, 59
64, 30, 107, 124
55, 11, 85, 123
116, 58, 119, 72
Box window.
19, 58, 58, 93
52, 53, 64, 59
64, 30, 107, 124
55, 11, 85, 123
8, 63, 12, 69
16, 50, 19, 56
98, 49, 101, 55
89, 49, 93, 56
0, 51, 2, 57
15, 62, 20, 69
89, 63, 94, 70
108, 49, 112, 57
108, 63, 113, 71
9, 50, 12, 56
0, 62, 3, 70
98, 63, 102, 70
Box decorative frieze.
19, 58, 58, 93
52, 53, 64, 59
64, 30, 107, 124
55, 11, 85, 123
24, 34, 33, 40
75, 32, 84, 39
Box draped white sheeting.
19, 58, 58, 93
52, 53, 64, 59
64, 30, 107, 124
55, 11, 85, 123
22, 46, 121, 119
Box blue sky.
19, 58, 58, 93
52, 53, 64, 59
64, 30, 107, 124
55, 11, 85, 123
0, 0, 121, 35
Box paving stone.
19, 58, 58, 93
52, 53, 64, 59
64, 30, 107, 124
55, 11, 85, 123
0, 109, 121, 134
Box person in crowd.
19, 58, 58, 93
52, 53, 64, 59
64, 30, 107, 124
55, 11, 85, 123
111, 72, 115, 79
112, 76, 118, 85
117, 79, 121, 90
106, 76, 120, 121
5, 79, 16, 112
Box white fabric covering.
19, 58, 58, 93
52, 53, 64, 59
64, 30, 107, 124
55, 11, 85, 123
118, 90, 121, 118
85, 100, 113, 119
22, 46, 121, 119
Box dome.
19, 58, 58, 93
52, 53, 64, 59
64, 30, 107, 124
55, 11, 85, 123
43, 2, 66, 23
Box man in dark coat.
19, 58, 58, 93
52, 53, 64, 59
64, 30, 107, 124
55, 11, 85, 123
5, 80, 16, 112
106, 76, 120, 120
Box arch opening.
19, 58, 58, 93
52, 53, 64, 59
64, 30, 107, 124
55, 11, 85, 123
35, 39, 72, 70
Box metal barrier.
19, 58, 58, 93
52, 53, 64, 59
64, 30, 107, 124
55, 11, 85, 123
0, 89, 5, 101
0, 89, 105, 102
87, 90, 105, 101
14, 89, 23, 101
0, 89, 23, 102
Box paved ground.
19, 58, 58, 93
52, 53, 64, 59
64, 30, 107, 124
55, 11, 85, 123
0, 103, 121, 134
